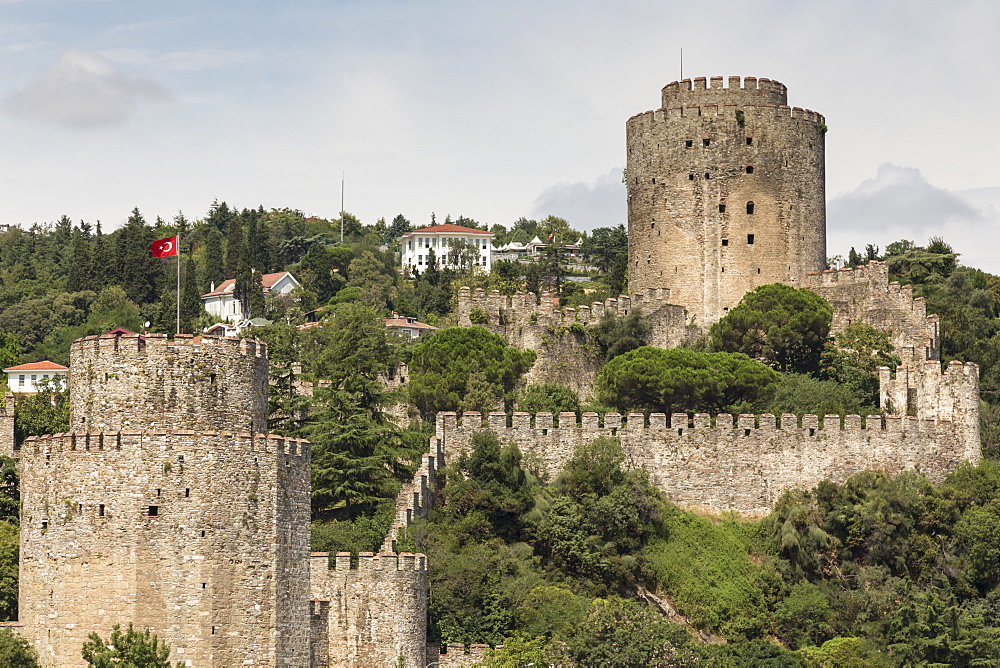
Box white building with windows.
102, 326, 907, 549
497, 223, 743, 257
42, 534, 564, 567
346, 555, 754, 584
399, 224, 493, 273
4, 360, 68, 394
202, 271, 300, 323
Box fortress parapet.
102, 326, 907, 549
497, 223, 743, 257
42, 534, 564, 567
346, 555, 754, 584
661, 75, 789, 108
69, 331, 269, 434
426, 641, 497, 667
799, 262, 940, 359
310, 551, 427, 668
437, 406, 979, 517
381, 441, 443, 553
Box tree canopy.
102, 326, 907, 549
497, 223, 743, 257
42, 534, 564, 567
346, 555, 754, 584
596, 346, 780, 415
709, 283, 833, 374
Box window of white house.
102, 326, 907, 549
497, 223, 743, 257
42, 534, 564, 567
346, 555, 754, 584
18, 375, 24, 387
31, 375, 36, 383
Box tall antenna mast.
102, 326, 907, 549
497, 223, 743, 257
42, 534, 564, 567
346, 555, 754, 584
680, 47, 683, 80
340, 171, 345, 244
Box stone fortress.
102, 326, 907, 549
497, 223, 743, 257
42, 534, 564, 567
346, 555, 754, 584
2, 76, 984, 667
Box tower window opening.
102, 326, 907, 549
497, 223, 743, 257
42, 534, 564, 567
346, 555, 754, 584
201, 530, 205, 537
685, 140, 693, 148
746, 165, 754, 174
148, 506, 159, 516
705, 173, 711, 179
724, 307, 730, 312
757, 268, 761, 274
703, 138, 711, 147
721, 267, 725, 272
156, 489, 161, 497
185, 488, 190, 498
210, 373, 217, 385
688, 174, 694, 180
746, 201, 755, 214
650, 222, 655, 229
746, 137, 753, 145
722, 239, 729, 246
41, 521, 47, 530
719, 204, 726, 213
652, 178, 656, 184
99, 504, 105, 517
202, 583, 207, 589
748, 234, 755, 245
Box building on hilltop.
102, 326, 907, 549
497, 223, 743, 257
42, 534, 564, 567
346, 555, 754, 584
3, 361, 67, 394
399, 223, 494, 273
625, 76, 827, 326
202, 270, 300, 323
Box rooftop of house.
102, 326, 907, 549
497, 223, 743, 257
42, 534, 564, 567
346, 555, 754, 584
4, 360, 68, 372
385, 315, 438, 331
202, 271, 295, 298
401, 224, 493, 237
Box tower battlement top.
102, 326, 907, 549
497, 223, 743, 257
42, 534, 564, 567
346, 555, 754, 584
661, 75, 788, 108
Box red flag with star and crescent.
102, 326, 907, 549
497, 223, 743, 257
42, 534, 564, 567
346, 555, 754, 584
151, 236, 178, 257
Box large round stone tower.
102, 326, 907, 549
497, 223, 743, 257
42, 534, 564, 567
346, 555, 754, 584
626, 75, 826, 325
17, 331, 311, 667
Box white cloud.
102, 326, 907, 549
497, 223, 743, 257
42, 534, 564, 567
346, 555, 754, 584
3, 48, 170, 128
530, 168, 626, 231
827, 164, 1000, 274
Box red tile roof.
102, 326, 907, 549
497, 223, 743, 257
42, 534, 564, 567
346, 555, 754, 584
202, 272, 293, 298
4, 360, 68, 372
403, 224, 492, 236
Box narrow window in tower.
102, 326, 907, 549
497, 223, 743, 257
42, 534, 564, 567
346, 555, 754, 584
201, 530, 206, 537
650, 222, 655, 229
705, 173, 711, 179
757, 268, 761, 274
156, 489, 161, 497
746, 137, 753, 145
703, 138, 711, 147
747, 234, 755, 245
721, 239, 729, 246
719, 204, 726, 213
746, 166, 754, 174
721, 267, 725, 272
685, 140, 693, 148
652, 178, 656, 184
746, 202, 755, 215
688, 174, 694, 180
148, 506, 159, 516
724, 307, 730, 312
185, 488, 190, 498
99, 504, 105, 517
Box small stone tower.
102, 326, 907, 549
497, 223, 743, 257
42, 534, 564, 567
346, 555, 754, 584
17, 331, 311, 666
626, 76, 827, 325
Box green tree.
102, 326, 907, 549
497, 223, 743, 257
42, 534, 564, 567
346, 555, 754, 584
81, 623, 177, 667
591, 310, 650, 362
346, 251, 395, 311
0, 627, 39, 667
819, 323, 900, 406
180, 255, 205, 334
114, 208, 162, 306
408, 327, 536, 417
201, 227, 225, 292
710, 283, 833, 373
582, 225, 628, 294
0, 521, 18, 621
516, 383, 580, 415
0, 456, 19, 524
596, 346, 780, 415
14, 377, 70, 442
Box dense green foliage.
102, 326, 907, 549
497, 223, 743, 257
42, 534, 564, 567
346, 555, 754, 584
81, 623, 179, 667
596, 346, 780, 414
710, 283, 833, 373
514, 383, 581, 415
0, 627, 39, 667
407, 327, 536, 417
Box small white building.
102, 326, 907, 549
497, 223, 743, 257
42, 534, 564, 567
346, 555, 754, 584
4, 361, 68, 394
400, 224, 493, 273
384, 314, 438, 339
202, 271, 300, 323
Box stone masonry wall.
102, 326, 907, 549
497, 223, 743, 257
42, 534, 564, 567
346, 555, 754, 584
69, 332, 268, 434
627, 76, 826, 326
456, 286, 697, 397
309, 552, 428, 668
799, 262, 940, 360
437, 362, 980, 517
18, 430, 311, 667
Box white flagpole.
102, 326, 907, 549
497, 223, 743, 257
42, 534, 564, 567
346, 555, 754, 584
176, 237, 181, 335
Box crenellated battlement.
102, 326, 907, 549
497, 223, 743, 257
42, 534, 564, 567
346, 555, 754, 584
661, 75, 788, 108
21, 430, 310, 458
381, 444, 442, 553
70, 331, 269, 434
436, 405, 980, 517
310, 551, 427, 573
426, 641, 496, 667
799, 262, 941, 359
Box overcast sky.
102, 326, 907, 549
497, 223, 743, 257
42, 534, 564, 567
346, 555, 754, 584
1, 1, 998, 271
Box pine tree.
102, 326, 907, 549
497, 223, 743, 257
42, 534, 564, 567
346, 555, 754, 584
224, 208, 244, 278
202, 228, 225, 292
180, 255, 204, 333
114, 208, 162, 305
68, 224, 95, 294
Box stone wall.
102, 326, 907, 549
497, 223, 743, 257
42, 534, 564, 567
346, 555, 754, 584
436, 385, 980, 518
799, 262, 940, 360
18, 430, 311, 667
69, 332, 268, 434
455, 286, 697, 397
627, 76, 827, 326
309, 552, 428, 668
426, 642, 495, 667
0, 393, 14, 456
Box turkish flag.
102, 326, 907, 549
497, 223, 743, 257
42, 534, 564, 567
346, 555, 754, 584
151, 236, 178, 257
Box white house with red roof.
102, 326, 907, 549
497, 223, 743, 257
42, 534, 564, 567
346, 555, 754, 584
202, 271, 300, 323
4, 360, 68, 394
399, 223, 494, 273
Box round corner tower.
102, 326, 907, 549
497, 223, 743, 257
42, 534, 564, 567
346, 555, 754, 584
18, 330, 311, 667
626, 75, 826, 325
